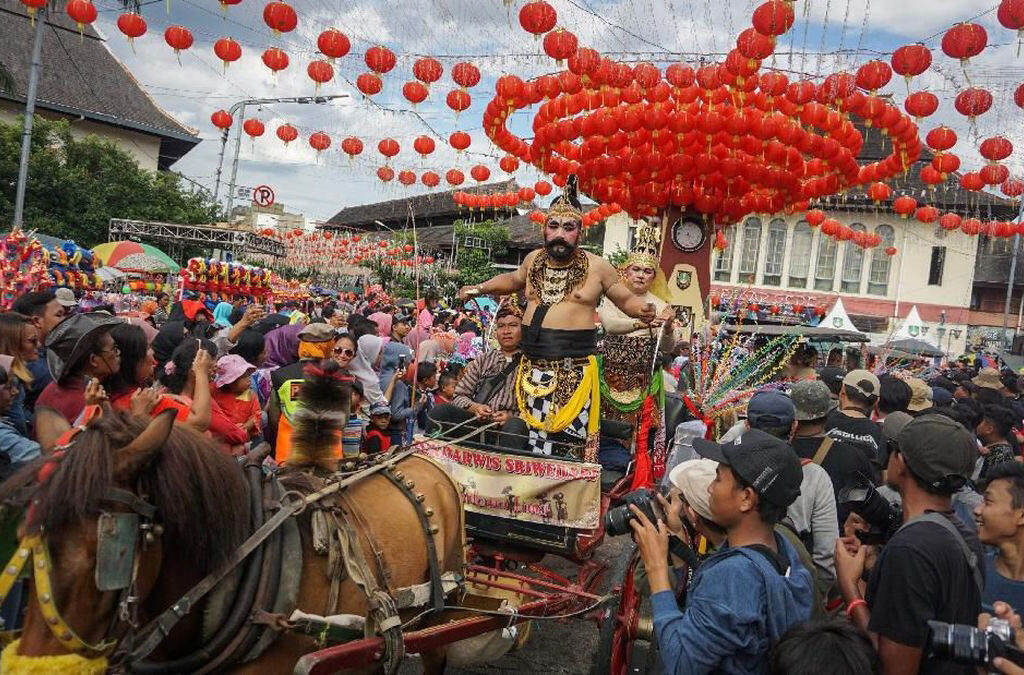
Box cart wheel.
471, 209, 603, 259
593, 546, 647, 675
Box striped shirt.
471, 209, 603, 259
452, 350, 519, 414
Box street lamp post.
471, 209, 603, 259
211, 95, 348, 217
11, 7, 47, 230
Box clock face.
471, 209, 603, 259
671, 219, 706, 252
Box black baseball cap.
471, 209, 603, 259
693, 429, 803, 509
895, 415, 977, 490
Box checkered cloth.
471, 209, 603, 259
524, 365, 591, 458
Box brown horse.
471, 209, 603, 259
0, 408, 464, 674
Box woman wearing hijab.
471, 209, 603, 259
152, 321, 187, 371
369, 311, 393, 339
262, 324, 303, 370
350, 334, 385, 406
212, 301, 234, 328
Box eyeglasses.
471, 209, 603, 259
334, 347, 354, 357
96, 345, 121, 356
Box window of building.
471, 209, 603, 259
713, 224, 735, 281
840, 223, 866, 293
814, 234, 838, 291
867, 224, 895, 295
738, 217, 762, 282
626, 224, 637, 252
928, 246, 946, 285
787, 221, 812, 288
762, 219, 787, 286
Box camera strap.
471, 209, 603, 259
897, 513, 983, 595
810, 437, 834, 465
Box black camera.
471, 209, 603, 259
605, 488, 664, 537
837, 482, 902, 545
398, 355, 407, 370
928, 618, 1024, 671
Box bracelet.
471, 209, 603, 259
845, 598, 867, 618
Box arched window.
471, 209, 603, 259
840, 223, 867, 293
788, 221, 813, 288
814, 234, 838, 292
713, 224, 736, 282
763, 219, 787, 286
868, 224, 896, 295
737, 217, 762, 283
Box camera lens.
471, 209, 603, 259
928, 621, 991, 666
603, 503, 634, 537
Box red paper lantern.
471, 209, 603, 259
980, 136, 1014, 162
821, 218, 841, 236
904, 91, 938, 118
449, 131, 471, 152
955, 87, 993, 119
243, 118, 265, 138
535, 180, 553, 196
1002, 178, 1024, 198
309, 131, 331, 152
340, 137, 363, 158
307, 60, 334, 85
116, 12, 146, 41
885, 247, 898, 256
263, 1, 297, 34
939, 213, 962, 231
926, 126, 958, 151
981, 163, 1011, 185
318, 29, 350, 60
470, 165, 491, 182
210, 110, 233, 130
164, 25, 193, 54
452, 62, 481, 89
356, 73, 383, 97
915, 205, 939, 224
377, 138, 400, 159
570, 48, 602, 78
21, 0, 46, 21
941, 23, 988, 64
65, 0, 97, 29
1017, 83, 1024, 110
805, 209, 826, 227
999, 0, 1024, 34
890, 44, 932, 82
214, 37, 242, 68
736, 28, 775, 61
529, 210, 546, 224
421, 171, 440, 188
446, 89, 471, 113
519, 0, 557, 35
543, 29, 578, 62
519, 187, 537, 202
962, 218, 982, 235
276, 124, 298, 144
866, 182, 892, 203
403, 81, 428, 105
855, 60, 892, 92
377, 167, 395, 183
499, 155, 520, 173
961, 172, 985, 191
932, 153, 961, 175
920, 165, 944, 187
413, 57, 443, 84
413, 135, 436, 157
446, 169, 465, 186
262, 47, 289, 73
365, 46, 397, 74
752, 0, 795, 36
893, 195, 918, 217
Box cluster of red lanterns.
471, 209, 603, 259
805, 209, 888, 252
710, 295, 829, 318
454, 185, 546, 210
267, 229, 438, 269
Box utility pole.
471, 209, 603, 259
11, 7, 47, 230
1002, 198, 1024, 349
210, 95, 348, 217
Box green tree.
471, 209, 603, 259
0, 117, 218, 245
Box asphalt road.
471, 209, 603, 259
400, 536, 633, 674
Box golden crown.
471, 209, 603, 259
626, 220, 661, 269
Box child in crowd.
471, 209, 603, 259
435, 372, 457, 405
363, 400, 392, 454
342, 381, 366, 458
211, 354, 261, 442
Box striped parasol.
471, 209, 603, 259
92, 241, 180, 273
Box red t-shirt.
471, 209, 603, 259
211, 388, 261, 439
110, 388, 191, 422
36, 377, 87, 425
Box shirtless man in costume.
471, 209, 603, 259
459, 177, 656, 461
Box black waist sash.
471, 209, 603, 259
522, 305, 598, 360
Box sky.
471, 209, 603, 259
84, 0, 1024, 223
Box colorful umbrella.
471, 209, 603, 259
92, 241, 180, 272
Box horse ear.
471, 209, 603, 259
114, 409, 176, 482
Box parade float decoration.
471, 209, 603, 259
179, 258, 272, 300
0, 232, 50, 310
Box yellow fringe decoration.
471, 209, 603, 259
516, 356, 600, 435
0, 639, 108, 675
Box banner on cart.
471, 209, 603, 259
417, 440, 601, 529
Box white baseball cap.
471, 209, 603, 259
667, 459, 717, 521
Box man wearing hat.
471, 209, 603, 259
835, 415, 983, 675
826, 369, 886, 477
389, 313, 413, 343
974, 367, 1005, 392
905, 377, 934, 415
266, 322, 338, 462
36, 312, 123, 436
630, 429, 813, 674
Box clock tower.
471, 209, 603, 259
656, 208, 713, 332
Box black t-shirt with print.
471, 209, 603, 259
791, 435, 876, 525
866, 513, 985, 675
825, 409, 886, 477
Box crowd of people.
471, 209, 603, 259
627, 348, 1024, 674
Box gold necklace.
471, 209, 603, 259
528, 249, 589, 307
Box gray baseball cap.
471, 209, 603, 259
790, 380, 838, 420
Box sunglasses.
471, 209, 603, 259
334, 347, 355, 357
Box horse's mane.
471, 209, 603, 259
0, 411, 249, 575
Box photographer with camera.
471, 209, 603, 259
835, 415, 983, 675
630, 430, 813, 673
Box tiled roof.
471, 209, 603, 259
0, 1, 199, 169
411, 213, 543, 251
